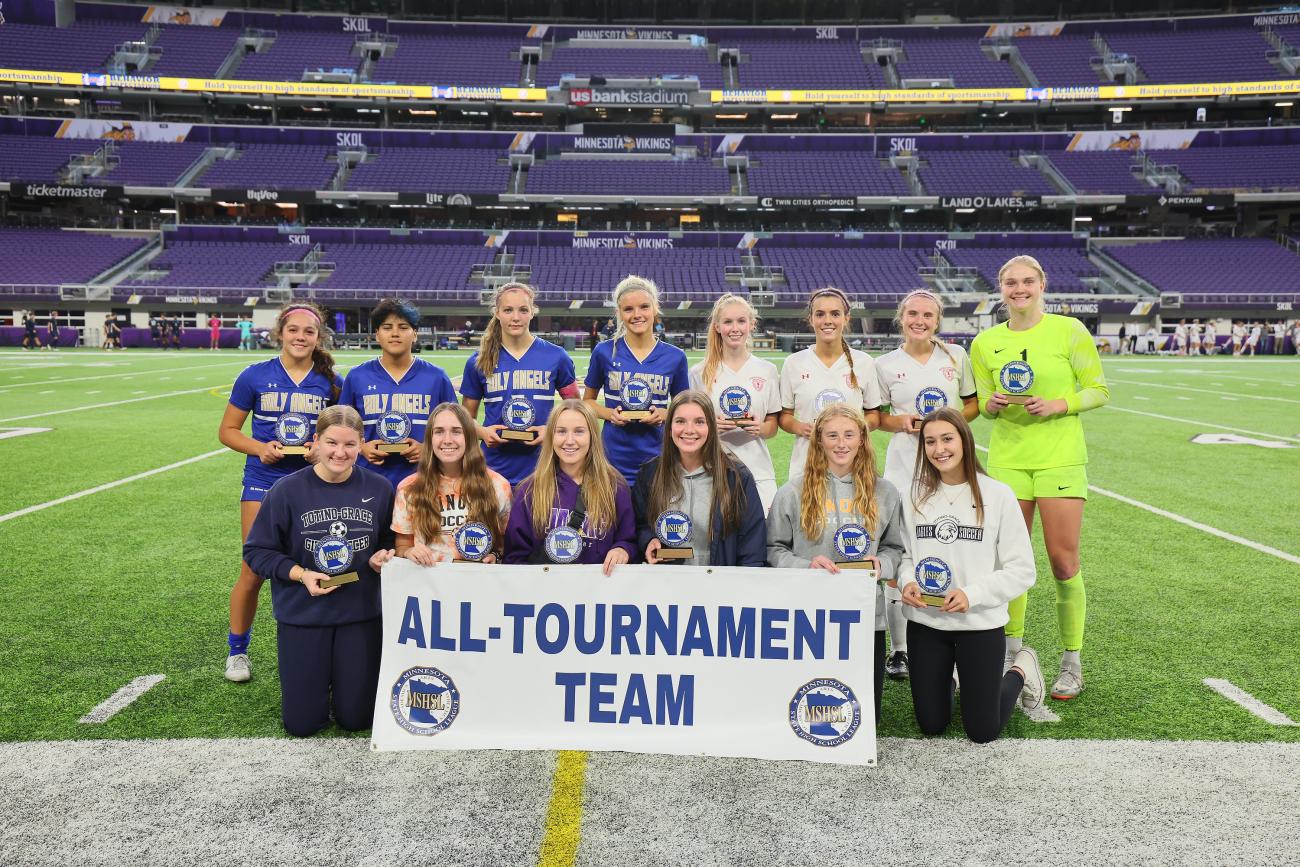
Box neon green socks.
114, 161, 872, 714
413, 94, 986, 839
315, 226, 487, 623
1006, 592, 1028, 639
1055, 572, 1086, 652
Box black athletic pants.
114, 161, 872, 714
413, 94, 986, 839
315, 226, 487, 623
907, 620, 1023, 744
277, 618, 382, 737
872, 628, 885, 725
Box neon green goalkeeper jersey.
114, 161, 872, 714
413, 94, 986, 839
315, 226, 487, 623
970, 313, 1110, 469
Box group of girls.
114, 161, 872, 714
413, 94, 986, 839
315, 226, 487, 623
222, 254, 1107, 744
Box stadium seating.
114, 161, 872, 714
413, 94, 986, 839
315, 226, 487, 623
371, 34, 522, 86
943, 246, 1100, 293
756, 245, 930, 297
1102, 238, 1299, 294
234, 30, 360, 81
1103, 26, 1281, 84
916, 151, 1057, 196
0, 135, 99, 183
1164, 145, 1300, 193
1014, 35, 1101, 87
345, 148, 512, 194
312, 242, 489, 299
1043, 150, 1154, 195
196, 145, 340, 190
507, 244, 739, 301
120, 241, 303, 289
149, 24, 240, 77
524, 157, 732, 195
101, 141, 210, 187
746, 150, 910, 197
0, 20, 145, 73
0, 227, 147, 287
896, 36, 1023, 87
731, 37, 886, 88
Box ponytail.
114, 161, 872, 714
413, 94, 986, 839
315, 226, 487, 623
477, 281, 537, 378
839, 335, 859, 390
312, 347, 340, 402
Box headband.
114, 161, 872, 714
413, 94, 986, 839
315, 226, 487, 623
282, 305, 321, 323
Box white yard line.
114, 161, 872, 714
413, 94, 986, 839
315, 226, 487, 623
78, 675, 166, 724
1203, 679, 1298, 726
0, 449, 227, 524
1107, 377, 1300, 405
973, 445, 1300, 565
1105, 406, 1300, 444
0, 427, 51, 441
0, 360, 249, 390
0, 385, 224, 423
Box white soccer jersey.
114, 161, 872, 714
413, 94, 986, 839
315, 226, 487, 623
874, 343, 976, 496
1247, 326, 1261, 346
779, 347, 882, 478
1232, 324, 1245, 344
1174, 324, 1187, 347
689, 355, 782, 510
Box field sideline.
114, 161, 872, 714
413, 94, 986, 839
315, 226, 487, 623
1, 348, 1297, 864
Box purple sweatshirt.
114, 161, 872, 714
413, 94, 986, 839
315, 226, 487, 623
503, 470, 638, 565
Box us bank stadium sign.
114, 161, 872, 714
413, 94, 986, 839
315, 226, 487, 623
568, 87, 693, 106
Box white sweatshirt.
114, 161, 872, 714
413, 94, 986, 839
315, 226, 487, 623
898, 475, 1035, 632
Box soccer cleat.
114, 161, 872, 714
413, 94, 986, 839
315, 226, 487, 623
885, 651, 909, 681
224, 653, 251, 683
1051, 666, 1084, 700
1012, 647, 1045, 710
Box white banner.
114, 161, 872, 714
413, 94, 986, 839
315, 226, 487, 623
984, 22, 1064, 37
371, 560, 877, 766
141, 6, 227, 26
1065, 129, 1198, 152
55, 119, 192, 142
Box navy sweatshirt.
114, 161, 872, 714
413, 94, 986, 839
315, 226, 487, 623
243, 466, 395, 627
632, 456, 768, 567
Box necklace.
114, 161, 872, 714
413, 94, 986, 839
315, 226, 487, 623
938, 482, 966, 506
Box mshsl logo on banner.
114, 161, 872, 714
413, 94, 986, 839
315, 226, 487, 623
371, 560, 877, 766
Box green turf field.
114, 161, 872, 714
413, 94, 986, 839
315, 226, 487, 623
1, 347, 1297, 746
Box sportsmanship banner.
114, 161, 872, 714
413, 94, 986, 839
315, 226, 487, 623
0, 67, 1293, 104
371, 559, 878, 766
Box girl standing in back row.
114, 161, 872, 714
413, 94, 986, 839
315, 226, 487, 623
778, 287, 882, 480
461, 282, 579, 487
874, 289, 978, 681
584, 275, 690, 487
688, 293, 782, 513
970, 255, 1108, 700
218, 301, 341, 683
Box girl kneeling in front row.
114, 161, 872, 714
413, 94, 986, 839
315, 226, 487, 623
633, 390, 767, 567
242, 405, 396, 737
767, 404, 907, 721
898, 408, 1045, 744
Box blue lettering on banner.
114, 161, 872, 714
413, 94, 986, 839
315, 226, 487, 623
555, 672, 696, 725
397, 597, 862, 660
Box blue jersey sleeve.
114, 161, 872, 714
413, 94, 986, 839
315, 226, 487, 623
584, 343, 608, 392
338, 370, 359, 412
556, 350, 577, 390
229, 365, 259, 412
460, 354, 485, 400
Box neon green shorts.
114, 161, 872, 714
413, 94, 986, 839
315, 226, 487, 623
988, 464, 1088, 501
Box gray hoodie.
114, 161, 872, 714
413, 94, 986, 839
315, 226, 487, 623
766, 471, 908, 630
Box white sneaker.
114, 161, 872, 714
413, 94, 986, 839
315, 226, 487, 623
1051, 666, 1084, 700
1012, 647, 1045, 710
224, 653, 251, 683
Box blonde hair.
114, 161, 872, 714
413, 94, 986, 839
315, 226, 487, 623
798, 404, 879, 542
699, 292, 759, 390
476, 282, 539, 378
611, 275, 661, 341
894, 289, 956, 367
997, 255, 1047, 289
315, 404, 363, 438
524, 399, 625, 540
806, 287, 859, 389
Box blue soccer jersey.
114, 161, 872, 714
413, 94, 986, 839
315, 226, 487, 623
338, 357, 457, 488
229, 357, 340, 491
584, 337, 690, 486
460, 338, 577, 486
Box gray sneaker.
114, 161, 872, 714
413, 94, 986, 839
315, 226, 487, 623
1012, 647, 1045, 710
224, 653, 251, 683
1051, 666, 1084, 700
